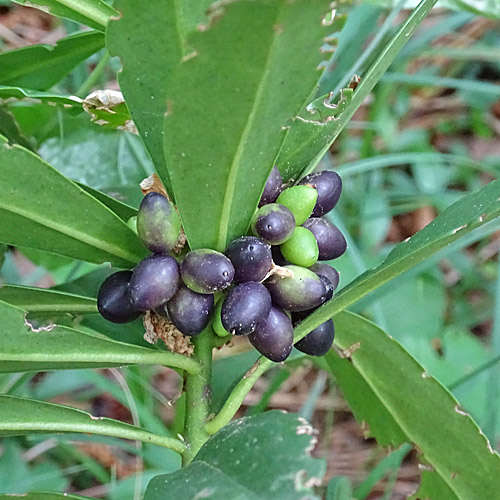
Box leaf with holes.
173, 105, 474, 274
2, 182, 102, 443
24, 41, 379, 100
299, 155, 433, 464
144, 411, 325, 500
0, 300, 198, 374
293, 178, 500, 341
275, 0, 438, 181
325, 311, 500, 499
0, 135, 147, 266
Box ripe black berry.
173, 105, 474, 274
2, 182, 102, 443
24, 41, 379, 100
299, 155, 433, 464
249, 306, 293, 362
299, 170, 342, 217
303, 218, 347, 260
167, 284, 214, 336
180, 249, 235, 294
259, 166, 282, 206
128, 254, 180, 311
97, 271, 141, 324
221, 282, 272, 335
225, 236, 272, 283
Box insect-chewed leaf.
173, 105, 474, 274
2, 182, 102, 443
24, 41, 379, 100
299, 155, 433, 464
144, 411, 325, 500
326, 311, 500, 500
0, 135, 147, 267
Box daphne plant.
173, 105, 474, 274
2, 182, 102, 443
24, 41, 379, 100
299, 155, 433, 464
0, 0, 500, 499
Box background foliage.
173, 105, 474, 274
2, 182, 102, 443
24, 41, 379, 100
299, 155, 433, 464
0, 0, 500, 498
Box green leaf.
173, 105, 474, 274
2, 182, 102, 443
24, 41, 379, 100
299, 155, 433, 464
365, 0, 500, 20
276, 89, 354, 180
0, 285, 97, 314
295, 178, 500, 341
275, 0, 438, 181
39, 126, 154, 209
108, 0, 333, 249
0, 300, 199, 374
0, 394, 186, 454
106, 0, 216, 194
0, 493, 90, 499
0, 31, 104, 91
164, 0, 334, 250
11, 0, 117, 31
0, 107, 33, 151
145, 411, 325, 500
76, 183, 137, 221
0, 135, 147, 267
326, 311, 500, 499
326, 476, 353, 500
0, 86, 81, 108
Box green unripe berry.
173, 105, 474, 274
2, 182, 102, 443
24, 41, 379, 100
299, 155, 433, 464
137, 192, 181, 253
280, 227, 318, 267
127, 216, 138, 235
212, 298, 230, 337
276, 185, 318, 225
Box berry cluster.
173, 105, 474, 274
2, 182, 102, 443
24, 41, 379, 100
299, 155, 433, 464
97, 167, 346, 362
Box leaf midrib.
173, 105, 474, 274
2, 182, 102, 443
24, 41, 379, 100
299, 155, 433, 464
0, 199, 139, 264
215, 5, 284, 251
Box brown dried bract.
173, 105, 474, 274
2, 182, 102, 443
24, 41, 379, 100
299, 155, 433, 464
143, 310, 193, 356
140, 173, 169, 199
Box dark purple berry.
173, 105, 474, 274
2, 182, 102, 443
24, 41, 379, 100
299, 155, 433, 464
129, 254, 180, 311
181, 249, 235, 294
310, 263, 340, 292
251, 203, 295, 245
299, 170, 342, 217
259, 166, 282, 206
249, 307, 293, 362
137, 192, 181, 253
97, 271, 141, 324
303, 218, 347, 260
221, 282, 272, 335
225, 236, 272, 283
265, 265, 328, 312
166, 284, 214, 336
295, 319, 335, 356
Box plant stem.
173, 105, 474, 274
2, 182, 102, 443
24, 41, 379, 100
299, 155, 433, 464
54, 0, 113, 28
205, 358, 271, 435
77, 50, 111, 98
182, 328, 214, 465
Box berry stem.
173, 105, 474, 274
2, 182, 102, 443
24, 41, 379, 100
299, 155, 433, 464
205, 357, 272, 435
182, 327, 214, 465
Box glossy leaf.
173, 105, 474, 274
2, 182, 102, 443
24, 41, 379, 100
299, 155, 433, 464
11, 0, 116, 31
0, 395, 186, 454
0, 31, 104, 90
0, 86, 81, 108
275, 0, 438, 182
0, 135, 147, 267
39, 126, 154, 209
366, 0, 500, 20
0, 107, 33, 151
325, 311, 500, 499
0, 300, 199, 374
0, 493, 91, 500
0, 285, 97, 314
294, 178, 500, 340
76, 183, 137, 221
145, 411, 325, 500
163, 0, 334, 250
